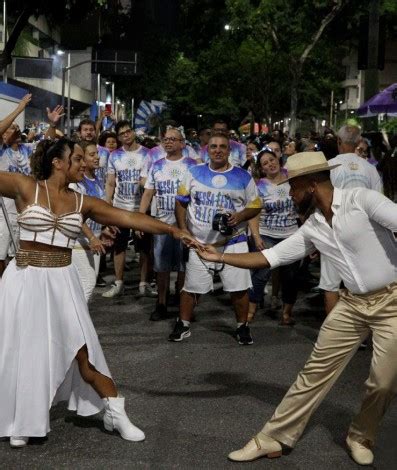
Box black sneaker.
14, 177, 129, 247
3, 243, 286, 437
235, 323, 253, 345
168, 319, 191, 342
150, 303, 167, 321
96, 275, 107, 287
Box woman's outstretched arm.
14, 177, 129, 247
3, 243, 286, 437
84, 196, 201, 246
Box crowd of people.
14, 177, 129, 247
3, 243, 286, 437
0, 94, 396, 467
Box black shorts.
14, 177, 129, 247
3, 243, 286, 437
133, 231, 152, 253
114, 228, 131, 253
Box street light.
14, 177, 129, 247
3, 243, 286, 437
57, 49, 65, 56
224, 24, 231, 31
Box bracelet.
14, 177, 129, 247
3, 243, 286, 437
220, 252, 225, 264
89, 235, 96, 242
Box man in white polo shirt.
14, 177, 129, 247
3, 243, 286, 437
199, 152, 397, 466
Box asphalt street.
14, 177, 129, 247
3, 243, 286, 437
1, 256, 396, 469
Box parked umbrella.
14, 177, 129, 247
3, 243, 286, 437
357, 83, 397, 117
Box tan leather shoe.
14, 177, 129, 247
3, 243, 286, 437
228, 433, 282, 462
346, 435, 374, 465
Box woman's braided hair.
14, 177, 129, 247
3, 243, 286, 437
30, 138, 76, 180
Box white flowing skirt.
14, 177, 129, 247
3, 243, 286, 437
0, 259, 112, 437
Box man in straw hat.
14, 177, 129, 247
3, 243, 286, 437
198, 151, 397, 466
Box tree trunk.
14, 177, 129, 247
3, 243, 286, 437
289, 70, 300, 137
287, 0, 346, 137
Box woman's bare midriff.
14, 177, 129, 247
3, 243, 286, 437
19, 240, 71, 253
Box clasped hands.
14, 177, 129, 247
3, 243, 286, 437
176, 230, 223, 263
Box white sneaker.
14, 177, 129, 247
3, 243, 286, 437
10, 436, 29, 448
102, 283, 124, 298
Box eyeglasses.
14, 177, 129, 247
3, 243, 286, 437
118, 129, 133, 137
162, 137, 183, 143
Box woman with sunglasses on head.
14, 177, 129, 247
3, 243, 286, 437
247, 148, 300, 325
0, 138, 199, 448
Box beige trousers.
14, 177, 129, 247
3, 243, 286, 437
262, 283, 397, 448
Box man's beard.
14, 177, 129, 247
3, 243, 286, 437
295, 191, 316, 221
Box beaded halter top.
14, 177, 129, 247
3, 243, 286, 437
18, 180, 84, 249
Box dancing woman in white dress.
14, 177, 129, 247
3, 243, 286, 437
0, 138, 198, 448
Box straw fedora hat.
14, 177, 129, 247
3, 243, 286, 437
279, 151, 340, 184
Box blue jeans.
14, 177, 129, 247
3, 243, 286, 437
249, 235, 300, 305
153, 234, 185, 273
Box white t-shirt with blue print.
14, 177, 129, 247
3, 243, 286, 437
143, 145, 200, 177
70, 175, 106, 248
256, 178, 298, 239
96, 145, 110, 188
4, 143, 34, 176
176, 163, 261, 244
107, 145, 149, 211
145, 156, 197, 225
0, 143, 34, 214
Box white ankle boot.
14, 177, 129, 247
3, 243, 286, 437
10, 436, 29, 448
103, 396, 145, 442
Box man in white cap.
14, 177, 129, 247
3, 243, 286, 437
198, 151, 397, 466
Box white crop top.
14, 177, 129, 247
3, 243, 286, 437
18, 181, 84, 249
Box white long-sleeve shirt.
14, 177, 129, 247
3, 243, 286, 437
263, 187, 397, 294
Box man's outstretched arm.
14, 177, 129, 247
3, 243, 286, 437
198, 245, 269, 269
198, 226, 315, 270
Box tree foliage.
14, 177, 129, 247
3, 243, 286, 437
4, 0, 397, 131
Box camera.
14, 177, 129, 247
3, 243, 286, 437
212, 212, 233, 236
